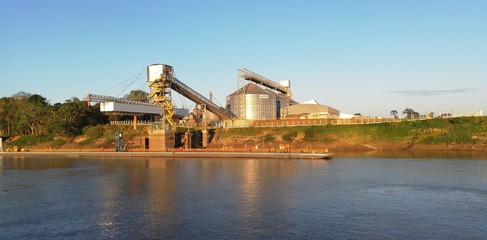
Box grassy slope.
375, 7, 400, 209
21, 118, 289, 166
4, 125, 147, 150
215, 117, 487, 151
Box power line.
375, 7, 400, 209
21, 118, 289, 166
115, 70, 146, 98
99, 68, 146, 96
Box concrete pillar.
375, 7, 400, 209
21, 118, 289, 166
133, 115, 137, 130
184, 132, 191, 150
202, 129, 209, 148
148, 129, 175, 152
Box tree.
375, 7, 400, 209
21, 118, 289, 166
124, 90, 149, 102
51, 98, 108, 136
403, 108, 419, 120
390, 110, 398, 119
12, 91, 31, 100
0, 97, 15, 136
27, 94, 48, 105
64, 97, 80, 103
0, 92, 109, 137
14, 94, 51, 135
440, 113, 452, 118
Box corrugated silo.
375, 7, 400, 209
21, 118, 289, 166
226, 83, 277, 120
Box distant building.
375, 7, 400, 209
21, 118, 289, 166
339, 113, 354, 119
281, 100, 340, 119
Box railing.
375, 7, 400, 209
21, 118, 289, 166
436, 110, 483, 118
251, 118, 399, 127
110, 120, 153, 126
108, 111, 484, 129
249, 110, 484, 128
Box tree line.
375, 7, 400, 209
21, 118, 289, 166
0, 92, 108, 137
0, 90, 153, 137
390, 108, 453, 120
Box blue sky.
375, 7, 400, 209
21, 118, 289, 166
1, 0, 486, 117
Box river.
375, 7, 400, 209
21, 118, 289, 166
1, 153, 487, 239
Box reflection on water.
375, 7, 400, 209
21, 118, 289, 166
337, 150, 487, 160
0, 154, 486, 239
1, 156, 76, 170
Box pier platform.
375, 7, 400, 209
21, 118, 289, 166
0, 151, 334, 160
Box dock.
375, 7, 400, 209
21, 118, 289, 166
0, 151, 334, 160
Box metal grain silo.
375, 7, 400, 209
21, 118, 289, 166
226, 83, 277, 120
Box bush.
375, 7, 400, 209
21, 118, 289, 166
303, 127, 315, 141
51, 138, 67, 147
283, 132, 297, 142
264, 133, 276, 142
83, 125, 105, 140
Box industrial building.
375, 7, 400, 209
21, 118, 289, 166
88, 64, 341, 150
89, 65, 339, 124
281, 100, 340, 119
225, 70, 338, 121
225, 69, 299, 120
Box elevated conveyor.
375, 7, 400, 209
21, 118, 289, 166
238, 68, 292, 97
90, 63, 235, 122
87, 94, 155, 106
172, 78, 235, 120
86, 93, 188, 116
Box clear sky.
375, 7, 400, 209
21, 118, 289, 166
1, 0, 486, 117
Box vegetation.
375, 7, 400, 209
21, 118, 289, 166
124, 90, 149, 102
80, 125, 147, 146
403, 108, 420, 119
0, 91, 153, 150
220, 117, 487, 147
8, 134, 56, 146
0, 92, 108, 137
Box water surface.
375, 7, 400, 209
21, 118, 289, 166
1, 153, 487, 239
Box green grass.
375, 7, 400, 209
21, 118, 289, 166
81, 124, 148, 145
7, 134, 55, 146
221, 117, 487, 145
51, 138, 67, 147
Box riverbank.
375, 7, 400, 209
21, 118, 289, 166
2, 117, 487, 153
213, 117, 487, 152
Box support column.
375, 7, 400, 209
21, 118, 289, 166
202, 129, 208, 148
184, 132, 191, 151
148, 123, 175, 152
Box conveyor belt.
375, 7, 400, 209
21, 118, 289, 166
238, 68, 291, 97
172, 78, 235, 120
